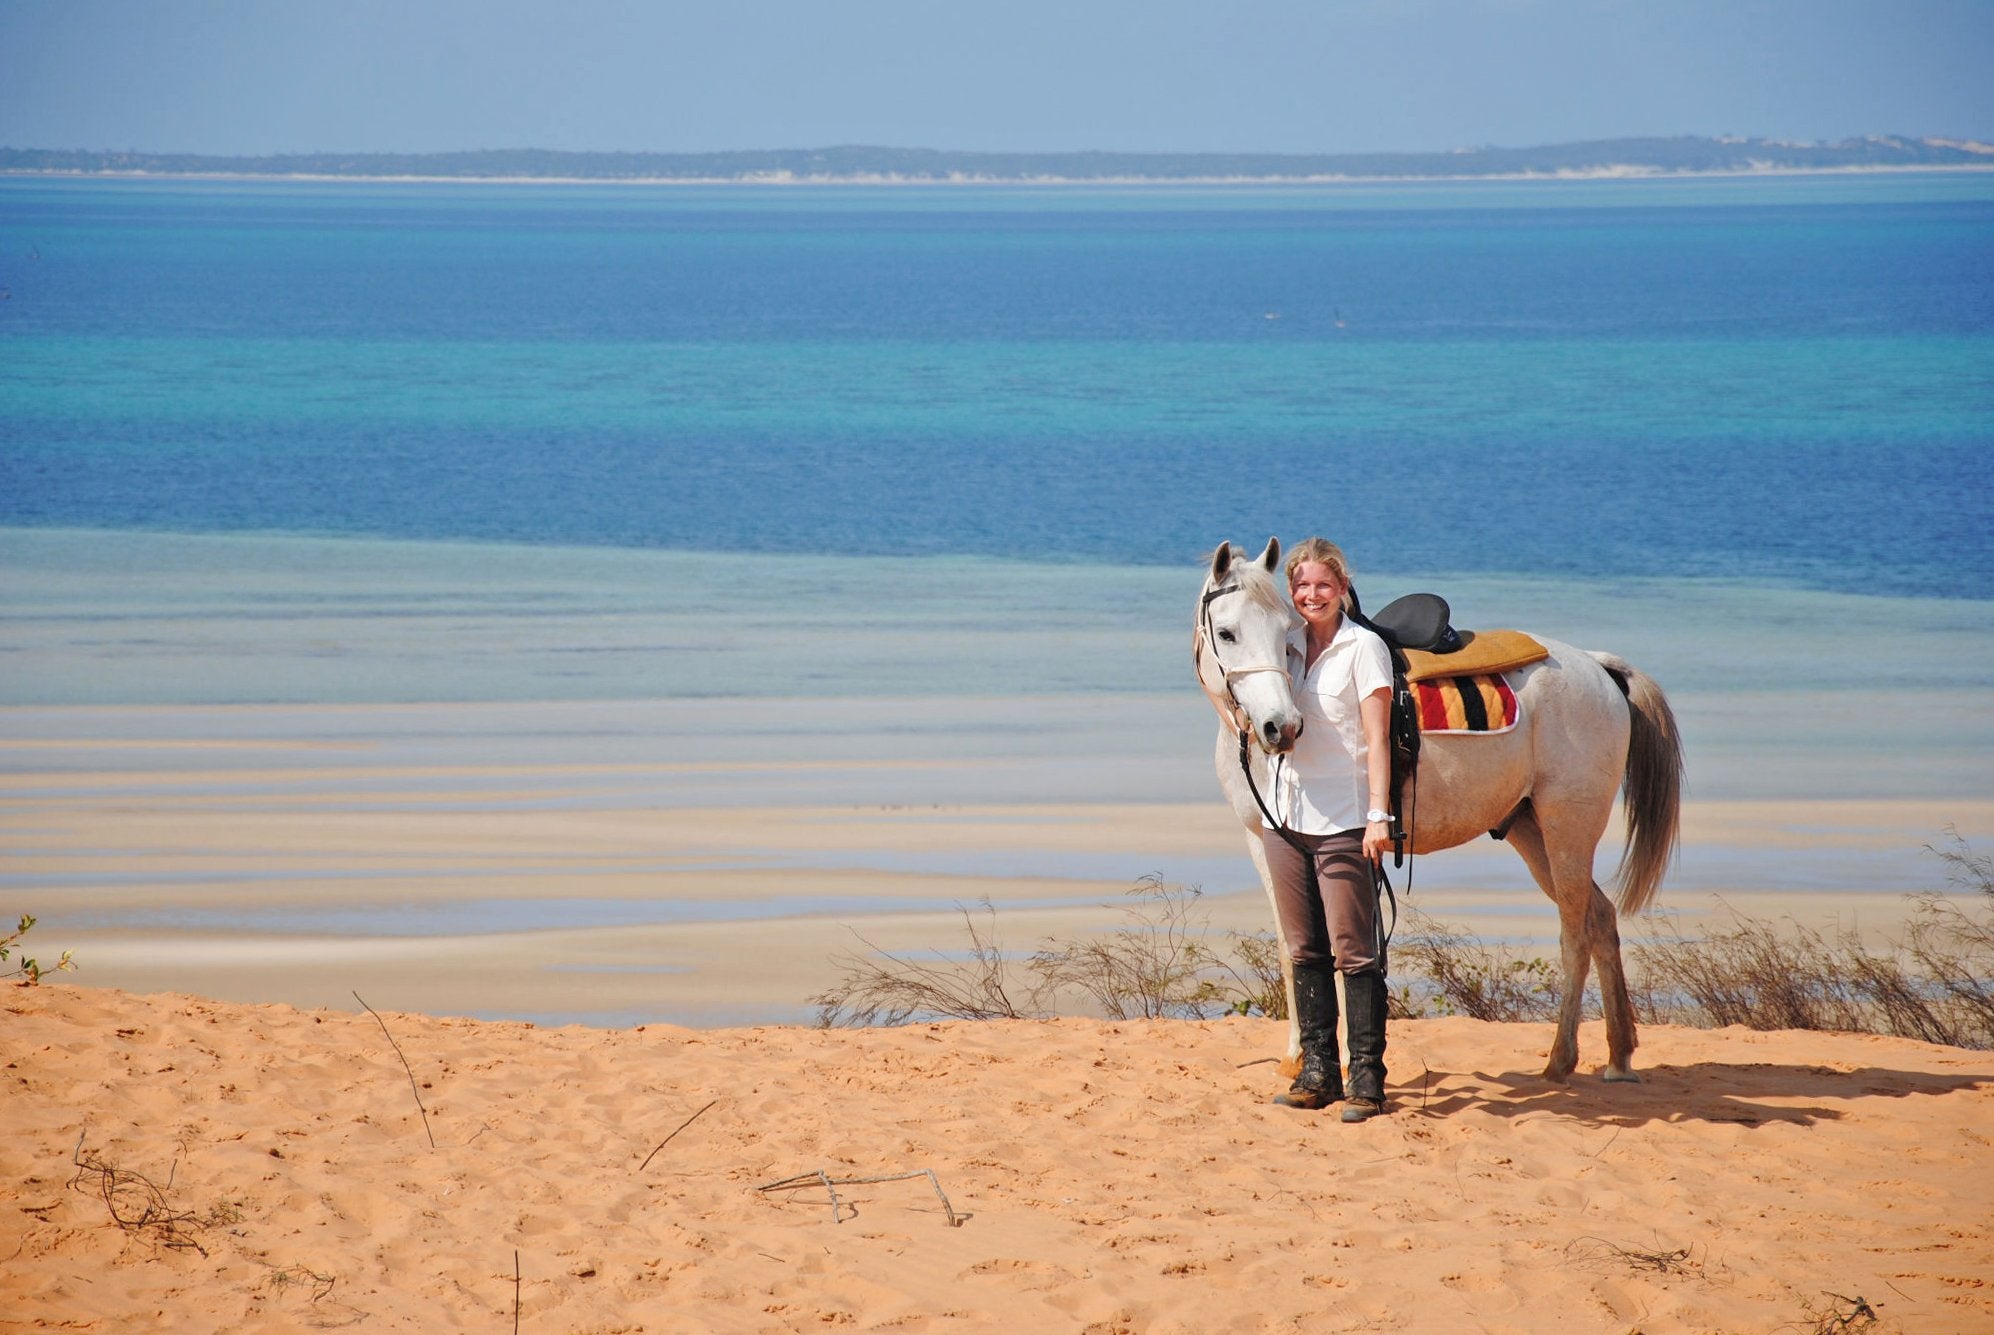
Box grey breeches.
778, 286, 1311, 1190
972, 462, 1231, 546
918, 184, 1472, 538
1260, 826, 1384, 973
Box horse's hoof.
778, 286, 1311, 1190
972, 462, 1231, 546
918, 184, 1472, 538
1601, 1067, 1642, 1084
1540, 1064, 1574, 1084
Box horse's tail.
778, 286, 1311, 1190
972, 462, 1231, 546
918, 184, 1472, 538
1590, 652, 1683, 918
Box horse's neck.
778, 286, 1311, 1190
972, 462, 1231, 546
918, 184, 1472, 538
1217, 728, 1280, 826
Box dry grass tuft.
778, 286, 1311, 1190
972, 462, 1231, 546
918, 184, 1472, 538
1564, 1235, 1698, 1276
1803, 1291, 1883, 1333
814, 879, 1286, 1027
1391, 911, 1564, 1023
1633, 832, 1994, 1049
68, 1135, 232, 1256
1032, 877, 1242, 1021
813, 834, 1993, 1050
812, 900, 1037, 1027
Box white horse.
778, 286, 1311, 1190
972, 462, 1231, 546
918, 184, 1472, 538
1194, 539, 1683, 1083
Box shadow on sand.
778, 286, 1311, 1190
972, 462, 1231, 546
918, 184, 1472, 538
1393, 1062, 1990, 1129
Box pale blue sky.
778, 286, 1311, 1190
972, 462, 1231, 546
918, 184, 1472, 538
4, 0, 1990, 155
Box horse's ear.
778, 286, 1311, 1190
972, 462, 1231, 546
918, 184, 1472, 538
1258, 537, 1282, 573
1209, 543, 1235, 582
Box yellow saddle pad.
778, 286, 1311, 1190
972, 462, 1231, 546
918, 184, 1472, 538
1400, 629, 1548, 684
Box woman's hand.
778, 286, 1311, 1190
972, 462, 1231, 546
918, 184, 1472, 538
1363, 818, 1392, 864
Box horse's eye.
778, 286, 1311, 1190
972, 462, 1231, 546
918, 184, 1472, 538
1217, 629, 1236, 643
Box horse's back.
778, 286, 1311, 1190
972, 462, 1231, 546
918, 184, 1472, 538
1513, 636, 1634, 730
1409, 636, 1629, 851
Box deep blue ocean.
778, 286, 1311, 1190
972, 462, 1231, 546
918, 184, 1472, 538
2, 173, 1990, 598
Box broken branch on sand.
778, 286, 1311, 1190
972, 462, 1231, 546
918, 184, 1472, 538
637, 1099, 718, 1173
757, 1168, 963, 1227
1565, 1235, 1697, 1275
353, 991, 437, 1149
69, 1131, 214, 1257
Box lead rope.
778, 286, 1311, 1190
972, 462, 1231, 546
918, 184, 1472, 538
1380, 703, 1417, 954
1235, 731, 1330, 935
1375, 861, 1398, 956
1238, 731, 1313, 864
1346, 582, 1421, 956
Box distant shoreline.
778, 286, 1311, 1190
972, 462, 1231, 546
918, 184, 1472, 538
6, 163, 1994, 187
6, 133, 1990, 186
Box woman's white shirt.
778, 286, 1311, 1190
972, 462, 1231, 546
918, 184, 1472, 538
1270, 617, 1394, 835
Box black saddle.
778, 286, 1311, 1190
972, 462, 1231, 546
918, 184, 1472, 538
1359, 592, 1461, 655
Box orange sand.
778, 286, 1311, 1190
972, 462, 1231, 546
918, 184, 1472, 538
4, 984, 1990, 1333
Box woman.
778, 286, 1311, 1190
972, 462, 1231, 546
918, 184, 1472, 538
1265, 537, 1395, 1121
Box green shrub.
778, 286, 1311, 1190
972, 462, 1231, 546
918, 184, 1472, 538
2, 914, 75, 985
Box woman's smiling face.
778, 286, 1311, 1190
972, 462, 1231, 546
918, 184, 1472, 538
1288, 561, 1346, 632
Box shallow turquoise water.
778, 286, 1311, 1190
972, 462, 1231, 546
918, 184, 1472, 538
3, 173, 1990, 596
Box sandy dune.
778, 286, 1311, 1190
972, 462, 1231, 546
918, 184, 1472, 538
4, 983, 1990, 1333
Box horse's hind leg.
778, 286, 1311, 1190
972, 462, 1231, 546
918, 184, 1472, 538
1585, 884, 1641, 1081
1502, 806, 1601, 1083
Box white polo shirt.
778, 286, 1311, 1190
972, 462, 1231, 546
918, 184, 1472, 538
1269, 616, 1394, 836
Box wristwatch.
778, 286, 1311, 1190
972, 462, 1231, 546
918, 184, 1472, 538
1366, 809, 1392, 824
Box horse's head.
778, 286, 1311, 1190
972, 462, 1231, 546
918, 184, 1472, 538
1195, 538, 1303, 755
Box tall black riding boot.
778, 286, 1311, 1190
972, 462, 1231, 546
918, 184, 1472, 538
1340, 969, 1390, 1122
1272, 960, 1344, 1110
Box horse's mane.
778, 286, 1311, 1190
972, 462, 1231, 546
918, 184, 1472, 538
1214, 548, 1289, 614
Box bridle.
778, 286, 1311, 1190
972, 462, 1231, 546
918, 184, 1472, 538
1195, 575, 1314, 842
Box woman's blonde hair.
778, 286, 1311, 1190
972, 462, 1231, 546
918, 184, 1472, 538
1285, 536, 1351, 584
1284, 537, 1354, 611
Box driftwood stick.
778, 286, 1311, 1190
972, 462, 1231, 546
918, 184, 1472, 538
353, 991, 436, 1149
758, 1170, 846, 1222
756, 1168, 962, 1227
918, 1169, 962, 1227
817, 1169, 846, 1223
637, 1099, 718, 1173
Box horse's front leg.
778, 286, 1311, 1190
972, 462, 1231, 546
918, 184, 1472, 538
1245, 832, 1303, 1073
1220, 730, 1301, 1073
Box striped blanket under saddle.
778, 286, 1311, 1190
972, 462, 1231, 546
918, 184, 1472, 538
1411, 674, 1521, 734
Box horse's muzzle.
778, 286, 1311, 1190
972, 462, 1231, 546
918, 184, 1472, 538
1261, 716, 1302, 754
